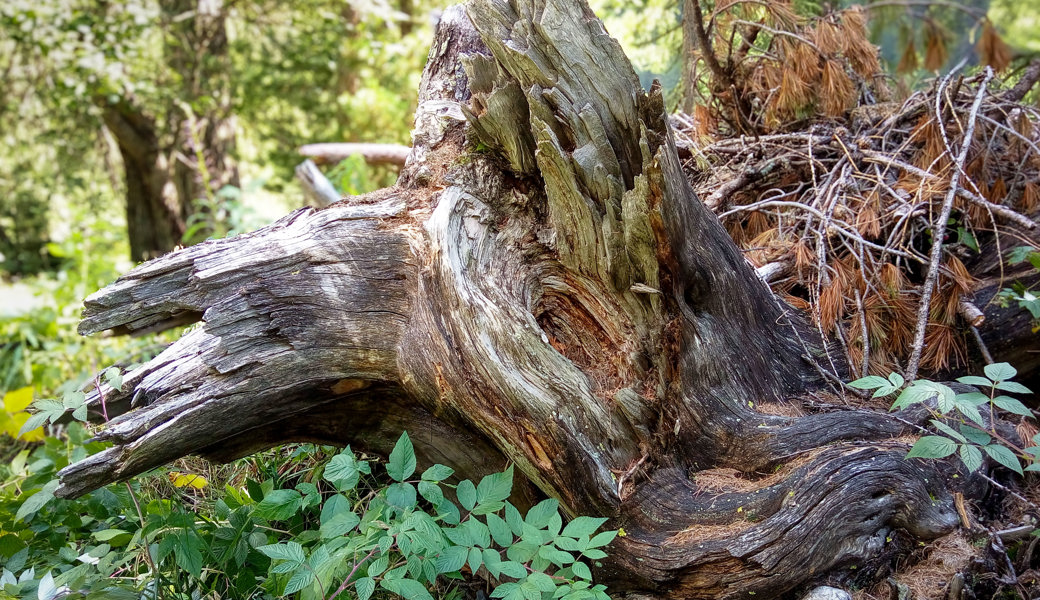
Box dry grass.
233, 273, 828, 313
897, 531, 976, 599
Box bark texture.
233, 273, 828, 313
64, 2, 989, 598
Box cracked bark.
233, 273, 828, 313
62, 2, 986, 598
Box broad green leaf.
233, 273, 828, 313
960, 444, 983, 472
497, 560, 527, 579
483, 548, 503, 577
538, 545, 574, 566
436, 545, 468, 574
587, 530, 617, 549
525, 499, 559, 529
492, 582, 523, 600
417, 480, 444, 506
320, 511, 360, 539
562, 516, 607, 538
528, 572, 557, 592
486, 513, 514, 547
457, 479, 477, 512
16, 479, 58, 522
956, 376, 992, 387
521, 580, 543, 600
253, 489, 303, 521
849, 376, 888, 390
258, 542, 306, 565
582, 549, 608, 560
422, 464, 454, 482
958, 426, 991, 446
984, 445, 1024, 475
324, 449, 361, 491
956, 391, 990, 406
992, 395, 1034, 417
504, 501, 524, 535
873, 385, 898, 398
284, 571, 314, 595
888, 372, 905, 387
357, 577, 376, 600
387, 482, 417, 511
477, 467, 514, 504
571, 561, 592, 580
380, 577, 435, 600
388, 432, 417, 482
506, 540, 539, 563
984, 363, 1017, 382
369, 555, 389, 577
468, 547, 483, 572
929, 420, 966, 443
905, 436, 957, 460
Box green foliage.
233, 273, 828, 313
850, 362, 1035, 475
0, 429, 617, 600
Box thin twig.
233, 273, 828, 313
905, 67, 994, 383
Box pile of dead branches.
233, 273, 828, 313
673, 60, 1040, 382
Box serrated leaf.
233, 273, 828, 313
16, 479, 58, 522
996, 380, 1033, 394
958, 425, 991, 446
457, 479, 476, 511
960, 444, 983, 472
888, 372, 905, 387
525, 498, 559, 528
906, 436, 957, 459
587, 530, 617, 549
873, 385, 898, 398
562, 516, 607, 538
380, 577, 434, 600
388, 432, 416, 482
18, 412, 50, 437
571, 561, 592, 580
984, 445, 1024, 475
324, 449, 360, 491
492, 582, 522, 600
253, 489, 302, 521
956, 391, 990, 406
436, 545, 468, 574
477, 466, 514, 505
486, 513, 514, 547
357, 577, 376, 600
369, 554, 389, 577
284, 571, 314, 595
504, 502, 524, 535
528, 572, 557, 592
418, 480, 444, 506
929, 420, 967, 443
258, 541, 306, 565
849, 376, 888, 390
992, 395, 1034, 417
984, 363, 1017, 382
498, 560, 527, 579
468, 546, 483, 572
582, 548, 608, 560
956, 376, 992, 387
422, 464, 454, 482
387, 482, 417, 511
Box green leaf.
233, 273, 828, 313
506, 540, 539, 563
468, 546, 483, 572
849, 376, 888, 390
357, 577, 376, 600
956, 391, 990, 406
388, 432, 417, 482
582, 548, 608, 560
253, 489, 303, 521
960, 444, 983, 472
996, 380, 1033, 395
418, 480, 444, 506
258, 542, 306, 565
498, 560, 528, 579
526, 499, 559, 528
422, 464, 454, 482
571, 560, 592, 580
477, 466, 514, 505
562, 516, 607, 538
906, 436, 957, 460
929, 420, 967, 443
956, 375, 992, 388
320, 511, 360, 539
984, 445, 1024, 475
888, 372, 905, 387
387, 482, 418, 511
492, 582, 523, 600
457, 480, 477, 512
992, 395, 1034, 417
324, 449, 361, 491
958, 426, 991, 446
587, 530, 617, 549
15, 479, 58, 522
369, 555, 390, 577
504, 502, 524, 535
436, 545, 468, 574
486, 513, 514, 547
984, 363, 1017, 382
284, 571, 314, 595
483, 548, 503, 577
528, 572, 557, 592
380, 577, 435, 600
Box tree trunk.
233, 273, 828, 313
102, 0, 238, 262
64, 2, 990, 598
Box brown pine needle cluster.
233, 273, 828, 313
672, 63, 1040, 378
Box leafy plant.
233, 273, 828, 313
850, 362, 1036, 474
997, 245, 1040, 330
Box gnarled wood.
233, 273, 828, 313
62, 2, 993, 599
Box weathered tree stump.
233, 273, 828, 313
61, 2, 990, 598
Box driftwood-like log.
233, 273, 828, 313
295, 159, 342, 207
299, 142, 411, 167
61, 3, 991, 599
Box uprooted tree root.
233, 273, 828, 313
671, 62, 1040, 599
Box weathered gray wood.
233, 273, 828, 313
61, 2, 996, 599
295, 159, 342, 207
